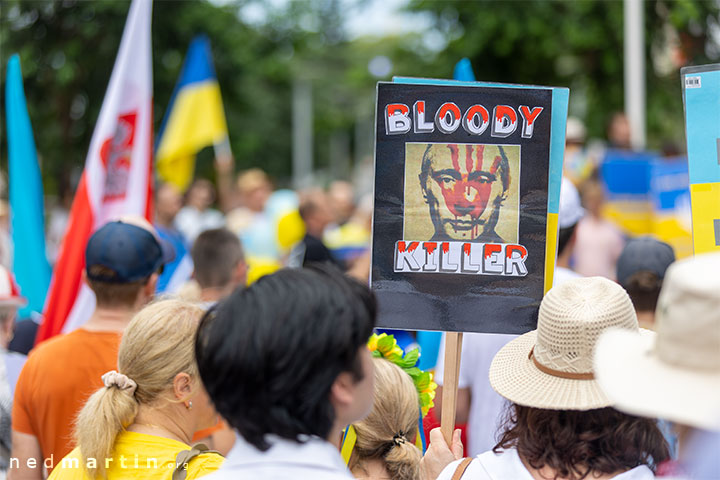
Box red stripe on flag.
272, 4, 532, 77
145, 100, 154, 222
36, 175, 94, 344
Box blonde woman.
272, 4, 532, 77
349, 358, 423, 480
49, 299, 223, 480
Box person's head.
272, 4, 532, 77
419, 143, 510, 241
195, 265, 377, 451
75, 299, 216, 478
237, 169, 272, 213
495, 404, 669, 479
191, 228, 246, 296
155, 182, 183, 225
186, 179, 216, 211
349, 358, 422, 480
0, 265, 26, 348
595, 252, 720, 435
489, 277, 669, 477
328, 180, 355, 225
608, 112, 632, 150
557, 177, 584, 258
616, 237, 675, 317
298, 190, 334, 237
580, 179, 606, 219
565, 117, 586, 147
84, 218, 174, 311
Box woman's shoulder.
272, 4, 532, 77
47, 448, 90, 480
184, 452, 224, 480
437, 449, 531, 480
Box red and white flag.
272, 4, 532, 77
37, 0, 154, 342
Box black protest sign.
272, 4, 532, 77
371, 81, 556, 334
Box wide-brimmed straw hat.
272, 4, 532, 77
595, 252, 720, 430
489, 276, 640, 410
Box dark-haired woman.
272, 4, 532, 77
430, 278, 669, 480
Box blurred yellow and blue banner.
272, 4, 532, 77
5, 54, 51, 318
601, 150, 693, 258
156, 35, 229, 192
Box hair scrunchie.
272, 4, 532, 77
392, 431, 407, 446
102, 370, 137, 396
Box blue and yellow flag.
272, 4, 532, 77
156, 35, 229, 192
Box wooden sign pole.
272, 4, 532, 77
440, 331, 463, 445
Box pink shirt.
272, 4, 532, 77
573, 217, 625, 280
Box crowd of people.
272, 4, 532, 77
0, 111, 714, 480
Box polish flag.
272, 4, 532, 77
36, 0, 154, 343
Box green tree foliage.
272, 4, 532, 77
407, 0, 719, 150
0, 0, 413, 192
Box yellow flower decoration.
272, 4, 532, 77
367, 333, 437, 417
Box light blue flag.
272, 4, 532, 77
5, 54, 51, 317
453, 57, 476, 82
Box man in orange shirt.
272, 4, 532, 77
9, 218, 173, 480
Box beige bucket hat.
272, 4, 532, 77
489, 276, 641, 410
595, 252, 720, 431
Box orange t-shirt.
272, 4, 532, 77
12, 329, 122, 471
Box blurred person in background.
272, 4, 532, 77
607, 112, 632, 150
289, 190, 341, 268
190, 228, 246, 306
45, 187, 74, 267
595, 253, 720, 479
11, 219, 173, 480
48, 299, 223, 480
0, 266, 28, 473
195, 266, 376, 479
154, 182, 191, 293
0, 201, 12, 270
175, 179, 225, 245
327, 181, 355, 227
225, 169, 272, 235
573, 178, 625, 280
325, 190, 372, 273
615, 237, 675, 330
348, 358, 422, 480
563, 117, 594, 186
554, 177, 584, 286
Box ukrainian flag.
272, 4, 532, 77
156, 35, 229, 192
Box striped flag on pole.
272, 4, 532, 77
36, 0, 154, 343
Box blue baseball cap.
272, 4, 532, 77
85, 220, 175, 283
616, 237, 675, 287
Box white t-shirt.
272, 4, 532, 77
438, 449, 656, 480
174, 206, 226, 245
435, 332, 516, 456
553, 265, 582, 287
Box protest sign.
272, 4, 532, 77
371, 80, 568, 334
681, 64, 720, 254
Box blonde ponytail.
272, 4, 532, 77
385, 439, 422, 480
349, 358, 422, 480
75, 386, 138, 478
73, 299, 205, 478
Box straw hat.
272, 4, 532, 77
595, 252, 720, 430
489, 276, 640, 410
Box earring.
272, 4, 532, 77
186, 401, 193, 410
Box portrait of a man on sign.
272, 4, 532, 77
404, 142, 520, 243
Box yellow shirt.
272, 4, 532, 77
48, 431, 224, 480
